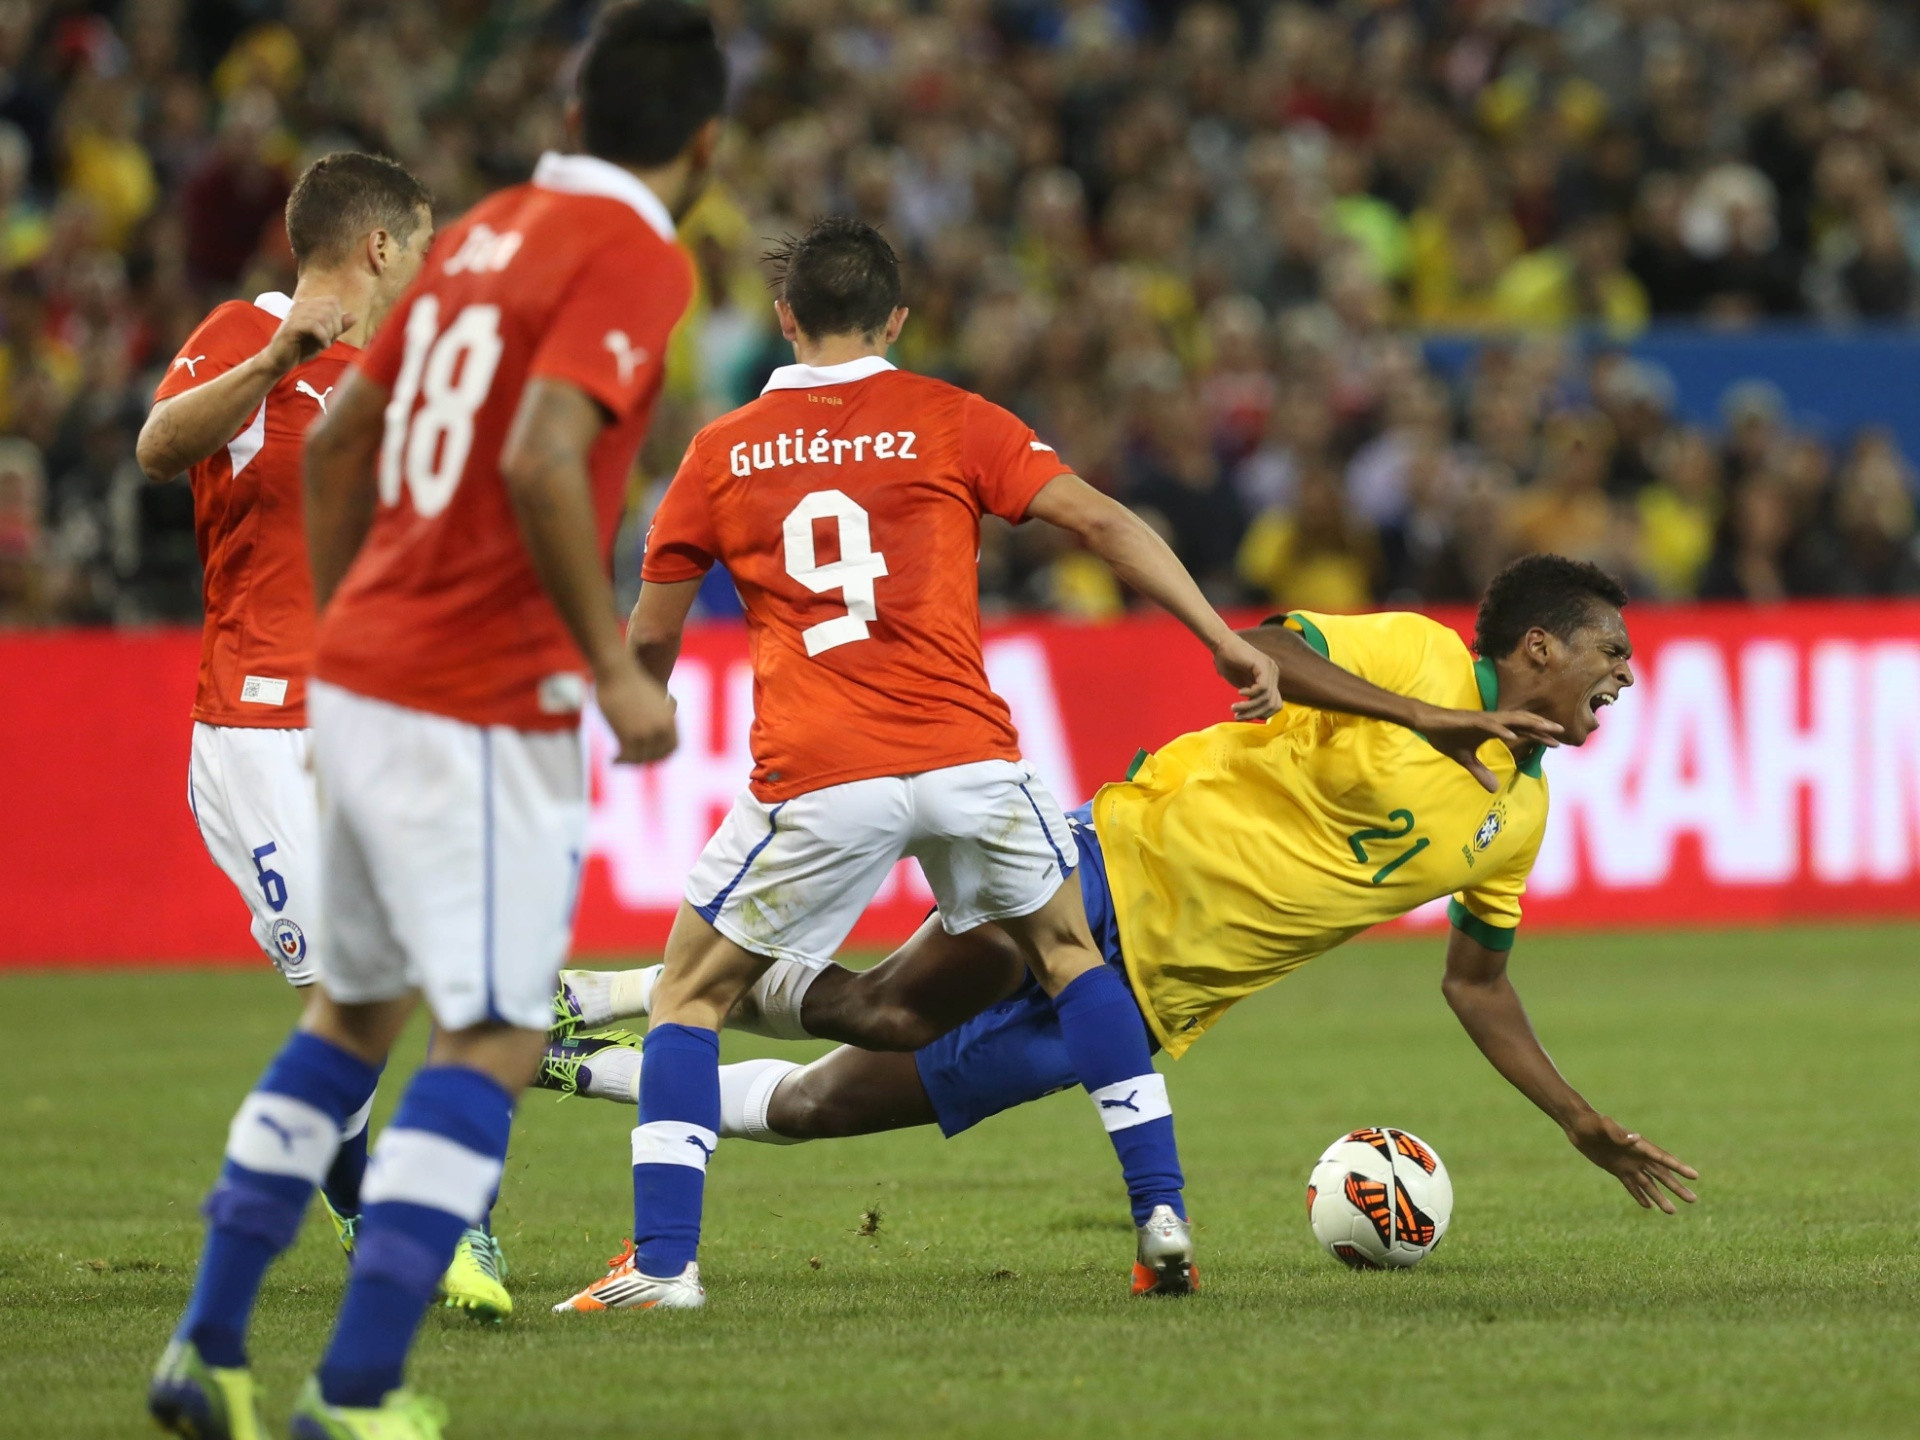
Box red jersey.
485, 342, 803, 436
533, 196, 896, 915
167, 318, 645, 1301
314, 152, 692, 730
643, 358, 1071, 800
157, 293, 357, 728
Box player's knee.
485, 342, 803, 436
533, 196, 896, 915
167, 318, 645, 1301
837, 972, 943, 1050
770, 1073, 853, 1140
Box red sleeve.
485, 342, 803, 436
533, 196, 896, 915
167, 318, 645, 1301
530, 234, 694, 419
641, 439, 718, 582
152, 302, 271, 401
958, 392, 1073, 522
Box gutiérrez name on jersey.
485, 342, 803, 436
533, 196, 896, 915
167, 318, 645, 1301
729, 428, 919, 474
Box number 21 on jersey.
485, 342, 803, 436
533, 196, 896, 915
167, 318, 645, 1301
380, 296, 505, 517
783, 489, 889, 656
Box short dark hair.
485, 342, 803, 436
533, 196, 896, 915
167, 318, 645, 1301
578, 0, 727, 168
767, 217, 902, 339
1473, 554, 1629, 658
285, 152, 430, 268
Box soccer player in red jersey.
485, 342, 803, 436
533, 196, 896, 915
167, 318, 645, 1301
555, 219, 1282, 1315
148, 7, 724, 1437
137, 149, 432, 1265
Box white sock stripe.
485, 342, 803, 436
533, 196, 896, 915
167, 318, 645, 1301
745, 962, 822, 1041
361, 1127, 503, 1221
742, 1060, 800, 1138
631, 1121, 720, 1170
1088, 1073, 1171, 1133
226, 1092, 341, 1181
340, 1096, 375, 1142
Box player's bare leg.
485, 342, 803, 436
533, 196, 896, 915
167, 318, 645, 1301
555, 904, 770, 1314
800, 918, 1028, 1047
542, 918, 1022, 1114
557, 912, 1028, 1046
768, 1048, 941, 1136
998, 882, 1195, 1296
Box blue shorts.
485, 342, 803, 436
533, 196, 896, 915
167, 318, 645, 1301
913, 804, 1153, 1137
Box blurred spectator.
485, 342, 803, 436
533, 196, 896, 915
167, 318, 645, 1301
1408, 146, 1521, 328
1239, 460, 1378, 614
1637, 428, 1723, 601
0, 434, 45, 623
1699, 476, 1797, 603
1506, 409, 1638, 579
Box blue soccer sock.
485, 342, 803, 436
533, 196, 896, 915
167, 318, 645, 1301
320, 1090, 376, 1219
316, 1065, 512, 1408
1053, 966, 1186, 1224
631, 1023, 720, 1277
180, 1031, 379, 1367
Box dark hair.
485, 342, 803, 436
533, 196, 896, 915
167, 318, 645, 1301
578, 0, 727, 168
1473, 554, 1629, 658
285, 152, 431, 268
767, 217, 902, 339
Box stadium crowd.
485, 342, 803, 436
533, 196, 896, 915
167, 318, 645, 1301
5, 0, 1920, 627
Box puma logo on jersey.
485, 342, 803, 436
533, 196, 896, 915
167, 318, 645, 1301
295, 380, 333, 412
173, 354, 207, 376
605, 331, 646, 385
1030, 440, 1055, 452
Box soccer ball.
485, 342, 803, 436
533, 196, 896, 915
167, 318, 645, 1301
1306, 1127, 1453, 1270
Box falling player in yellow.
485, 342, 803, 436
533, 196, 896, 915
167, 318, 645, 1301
542, 555, 1699, 1225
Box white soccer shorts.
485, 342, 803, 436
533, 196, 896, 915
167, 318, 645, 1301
684, 758, 1079, 968
308, 680, 586, 1032
188, 722, 322, 985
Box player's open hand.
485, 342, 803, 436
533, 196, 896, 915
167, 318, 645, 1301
265, 296, 353, 374
596, 663, 679, 764
1566, 1112, 1699, 1213
1215, 633, 1283, 721
1417, 705, 1563, 792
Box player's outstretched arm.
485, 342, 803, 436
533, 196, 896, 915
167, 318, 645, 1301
138, 296, 352, 481
304, 370, 385, 611
1024, 473, 1280, 719
1244, 625, 1563, 792
1440, 927, 1699, 1213
500, 377, 676, 764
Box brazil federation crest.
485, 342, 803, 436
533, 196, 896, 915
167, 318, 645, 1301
270, 918, 307, 966
1472, 801, 1508, 852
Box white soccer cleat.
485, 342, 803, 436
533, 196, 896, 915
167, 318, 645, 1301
551, 1241, 705, 1312
1131, 1204, 1198, 1297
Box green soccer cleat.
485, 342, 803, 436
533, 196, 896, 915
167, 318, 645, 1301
438, 1227, 511, 1322
534, 1029, 645, 1100
289, 1375, 448, 1440
148, 1336, 267, 1440
321, 1193, 358, 1257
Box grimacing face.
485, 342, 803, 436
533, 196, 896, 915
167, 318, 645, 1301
1539, 607, 1635, 746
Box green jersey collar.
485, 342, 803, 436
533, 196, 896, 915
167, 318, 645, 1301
1474, 656, 1545, 778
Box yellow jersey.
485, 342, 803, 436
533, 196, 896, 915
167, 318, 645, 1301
1092, 610, 1548, 1058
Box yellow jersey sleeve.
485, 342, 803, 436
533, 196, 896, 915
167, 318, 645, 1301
1447, 810, 1545, 952
1279, 610, 1466, 702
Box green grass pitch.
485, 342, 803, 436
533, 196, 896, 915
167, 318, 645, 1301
3, 925, 1919, 1439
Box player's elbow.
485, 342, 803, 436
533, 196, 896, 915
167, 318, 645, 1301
1441, 969, 1498, 1017
498, 443, 568, 511
134, 423, 179, 483
1068, 498, 1135, 555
